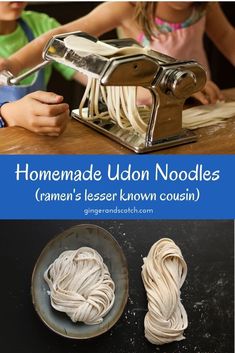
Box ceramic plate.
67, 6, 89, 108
31, 224, 129, 339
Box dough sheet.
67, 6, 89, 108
182, 101, 235, 129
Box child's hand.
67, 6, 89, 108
0, 57, 17, 75
1, 91, 70, 136
0, 57, 9, 70
136, 86, 152, 106
192, 80, 225, 105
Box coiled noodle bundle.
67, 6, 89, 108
142, 238, 188, 345
44, 247, 115, 325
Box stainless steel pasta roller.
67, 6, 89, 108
43, 31, 206, 152
1, 31, 207, 153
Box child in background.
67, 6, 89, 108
0, 1, 76, 134
0, 1, 234, 106
120, 1, 235, 104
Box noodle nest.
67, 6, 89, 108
44, 247, 115, 325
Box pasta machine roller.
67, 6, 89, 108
0, 31, 207, 153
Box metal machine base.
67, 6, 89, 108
72, 109, 197, 153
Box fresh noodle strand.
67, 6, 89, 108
79, 76, 93, 120
79, 77, 148, 134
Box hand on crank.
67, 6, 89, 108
192, 80, 225, 105
0, 91, 70, 136
0, 57, 20, 75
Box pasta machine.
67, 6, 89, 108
0, 31, 207, 153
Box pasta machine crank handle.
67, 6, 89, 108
0, 61, 50, 86
9, 61, 50, 85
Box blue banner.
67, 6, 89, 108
0, 155, 234, 219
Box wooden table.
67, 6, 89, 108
0, 88, 234, 154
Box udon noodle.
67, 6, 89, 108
44, 247, 115, 325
